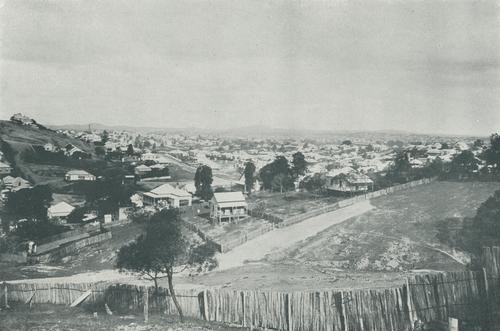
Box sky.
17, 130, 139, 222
1, 0, 499, 135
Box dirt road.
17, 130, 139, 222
217, 200, 374, 270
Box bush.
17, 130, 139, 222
14, 219, 69, 241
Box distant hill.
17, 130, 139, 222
0, 120, 98, 189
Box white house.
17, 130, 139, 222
142, 183, 192, 208
210, 191, 248, 224
0, 161, 12, 175
44, 143, 57, 152
47, 202, 75, 219
64, 170, 96, 182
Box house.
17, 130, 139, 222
210, 191, 248, 224
10, 113, 35, 126
142, 183, 192, 208
64, 170, 96, 182
47, 202, 75, 219
325, 171, 373, 194
2, 176, 31, 190
0, 162, 12, 175
134, 164, 152, 176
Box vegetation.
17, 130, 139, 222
259, 156, 294, 193
194, 165, 213, 201
243, 161, 256, 194
6, 185, 53, 221
291, 151, 307, 180
116, 209, 217, 323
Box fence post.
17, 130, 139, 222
203, 290, 209, 321
3, 282, 9, 309
143, 287, 149, 323
241, 291, 246, 327
286, 293, 292, 331
406, 278, 415, 324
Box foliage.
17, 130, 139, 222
6, 185, 53, 221
448, 150, 478, 179
259, 156, 294, 193
291, 152, 307, 180
472, 190, 500, 246
342, 140, 352, 146
0, 235, 20, 254
14, 219, 68, 241
116, 209, 217, 322
66, 207, 87, 224
484, 133, 500, 175
194, 165, 213, 200
385, 151, 411, 183
243, 161, 256, 194
300, 173, 326, 192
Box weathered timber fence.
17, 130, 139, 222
4, 245, 499, 331
35, 231, 112, 263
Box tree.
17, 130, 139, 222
127, 144, 135, 156
95, 146, 105, 157
449, 150, 478, 179
386, 151, 412, 183
300, 173, 326, 192
258, 156, 293, 193
6, 185, 53, 221
472, 190, 500, 247
484, 133, 500, 175
243, 161, 256, 194
67, 207, 87, 223
101, 130, 109, 143
116, 209, 217, 322
291, 152, 307, 180
342, 140, 352, 146
194, 165, 213, 200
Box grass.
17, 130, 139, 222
247, 191, 343, 219
275, 180, 500, 273
0, 302, 245, 331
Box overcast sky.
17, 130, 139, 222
1, 0, 499, 135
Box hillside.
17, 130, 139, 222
0, 120, 98, 190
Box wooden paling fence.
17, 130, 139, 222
3, 246, 500, 330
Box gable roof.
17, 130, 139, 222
0, 161, 11, 168
66, 169, 94, 176
213, 191, 246, 203
48, 201, 75, 213
149, 183, 191, 197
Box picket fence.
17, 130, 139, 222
4, 246, 499, 331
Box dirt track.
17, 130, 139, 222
217, 200, 374, 270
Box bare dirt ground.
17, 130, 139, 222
268, 181, 500, 273
217, 200, 374, 270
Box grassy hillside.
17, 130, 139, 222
0, 120, 98, 190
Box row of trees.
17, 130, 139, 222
257, 152, 308, 194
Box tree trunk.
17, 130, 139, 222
167, 269, 184, 323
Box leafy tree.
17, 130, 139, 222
127, 144, 135, 156
258, 156, 293, 193
291, 152, 307, 180
15, 219, 68, 241
116, 209, 217, 323
473, 139, 484, 149
472, 190, 500, 247
342, 140, 352, 146
484, 133, 500, 175
440, 142, 450, 150
101, 130, 109, 143
300, 173, 326, 192
67, 207, 87, 223
194, 165, 213, 200
243, 161, 256, 194
386, 151, 412, 183
449, 150, 478, 179
6, 185, 53, 221
95, 146, 106, 157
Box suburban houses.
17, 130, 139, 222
142, 183, 192, 208
64, 170, 96, 182
210, 191, 248, 224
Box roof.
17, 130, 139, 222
66, 169, 94, 176
2, 175, 15, 183
213, 192, 246, 204
135, 165, 152, 171
148, 183, 191, 197
326, 167, 355, 178
48, 201, 75, 213
0, 161, 11, 168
